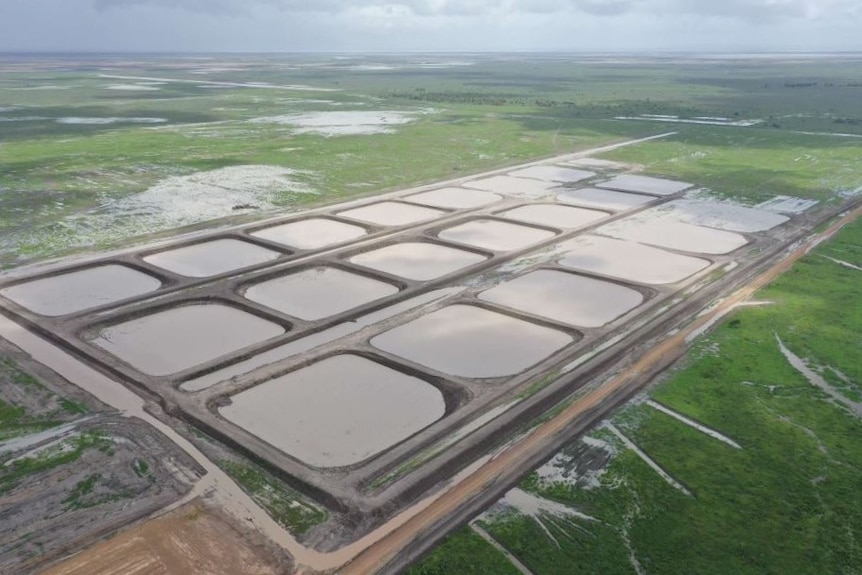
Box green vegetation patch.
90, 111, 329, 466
219, 459, 326, 535
410, 219, 862, 574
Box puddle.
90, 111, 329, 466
598, 218, 748, 255
598, 175, 692, 196
439, 220, 555, 252
462, 176, 559, 198
557, 187, 654, 211
659, 199, 789, 232
0, 265, 161, 316
349, 242, 486, 281
756, 195, 819, 215
243, 267, 398, 321
144, 239, 281, 277
499, 204, 607, 230
250, 218, 367, 250
337, 202, 444, 226
219, 355, 445, 468
247, 111, 417, 136
557, 235, 710, 285
404, 187, 501, 209
371, 304, 571, 378
479, 270, 643, 328
90, 304, 284, 376
508, 165, 595, 183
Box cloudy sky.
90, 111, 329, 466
1, 0, 860, 52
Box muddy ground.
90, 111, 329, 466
0, 340, 203, 575
37, 501, 290, 575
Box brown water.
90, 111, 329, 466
508, 165, 595, 183
599, 218, 748, 255
91, 304, 285, 376
462, 176, 558, 198
143, 239, 281, 277
371, 304, 572, 378
557, 235, 710, 285
499, 204, 608, 230
404, 187, 502, 209
219, 355, 445, 468
349, 242, 487, 281
597, 174, 692, 196
337, 201, 444, 226
250, 218, 367, 250
438, 219, 555, 252
0, 265, 161, 316
243, 267, 398, 320
557, 188, 654, 212
479, 270, 644, 328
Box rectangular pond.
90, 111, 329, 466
250, 218, 367, 250
479, 270, 644, 328
498, 204, 608, 230
597, 175, 692, 196
219, 355, 445, 468
508, 166, 595, 183
337, 201, 445, 226
349, 242, 487, 281
462, 176, 559, 199
438, 220, 555, 252
0, 264, 161, 317
598, 218, 748, 255
242, 267, 399, 321
143, 239, 281, 278
372, 304, 572, 378
556, 187, 654, 212
90, 303, 285, 376
404, 187, 502, 209
557, 235, 710, 285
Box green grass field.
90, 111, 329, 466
2, 54, 862, 267
409, 216, 862, 574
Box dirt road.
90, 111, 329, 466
339, 205, 862, 575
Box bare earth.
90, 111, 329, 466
38, 501, 288, 575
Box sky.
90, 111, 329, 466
1, 0, 860, 53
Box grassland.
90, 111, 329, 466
2, 54, 862, 267
409, 212, 862, 573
